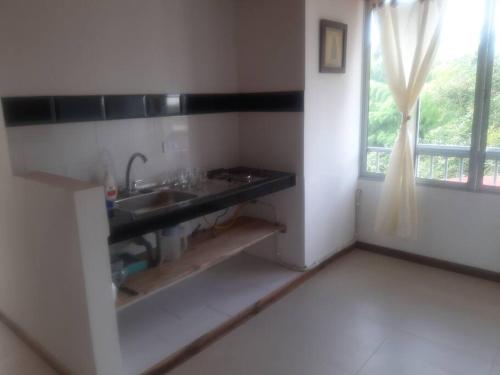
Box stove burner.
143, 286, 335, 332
210, 171, 265, 184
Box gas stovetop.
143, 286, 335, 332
208, 169, 267, 184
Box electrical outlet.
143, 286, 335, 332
162, 139, 175, 154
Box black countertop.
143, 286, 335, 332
108, 167, 296, 244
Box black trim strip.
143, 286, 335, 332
182, 93, 239, 114
2, 97, 55, 126
146, 94, 182, 117
239, 92, 304, 112
2, 91, 303, 127
55, 95, 105, 123
105, 95, 147, 120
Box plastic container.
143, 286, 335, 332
158, 225, 188, 262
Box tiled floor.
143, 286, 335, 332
170, 249, 500, 375
0, 321, 55, 375
118, 253, 300, 375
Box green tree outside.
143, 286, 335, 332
366, 47, 500, 183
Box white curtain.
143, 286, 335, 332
374, 0, 445, 238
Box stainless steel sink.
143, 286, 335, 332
115, 190, 197, 217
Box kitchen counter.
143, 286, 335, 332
108, 167, 295, 244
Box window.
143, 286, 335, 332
416, 3, 485, 183
483, 2, 500, 186
361, 0, 499, 192
365, 13, 400, 175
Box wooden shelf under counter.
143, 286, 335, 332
116, 216, 286, 309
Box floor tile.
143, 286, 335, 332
153, 273, 219, 318
120, 330, 170, 375
154, 253, 299, 318
155, 306, 228, 350
212, 253, 299, 291
307, 251, 500, 362
225, 294, 388, 373
204, 282, 269, 316
170, 268, 391, 374
118, 298, 183, 375
118, 295, 179, 340
169, 250, 500, 375
172, 346, 352, 375
358, 331, 491, 375
201, 254, 299, 316
397, 297, 500, 362
118, 253, 300, 373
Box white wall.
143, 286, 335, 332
304, 0, 364, 267
236, 0, 305, 93
236, 0, 306, 268
0, 0, 238, 95
239, 112, 306, 267
358, 179, 500, 273
2, 0, 240, 186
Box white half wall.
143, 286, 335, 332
358, 179, 500, 273
304, 0, 364, 267
0, 116, 122, 373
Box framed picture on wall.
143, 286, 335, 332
319, 19, 347, 73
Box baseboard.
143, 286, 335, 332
145, 243, 355, 375
356, 241, 500, 283
303, 239, 357, 271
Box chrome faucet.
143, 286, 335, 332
125, 152, 148, 194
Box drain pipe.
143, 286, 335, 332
133, 236, 160, 267
355, 188, 362, 239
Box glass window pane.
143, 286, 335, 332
366, 13, 400, 174
483, 1, 500, 187
416, 2, 485, 182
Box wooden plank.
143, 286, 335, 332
116, 217, 285, 308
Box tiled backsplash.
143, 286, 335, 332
7, 113, 240, 188
1, 92, 303, 127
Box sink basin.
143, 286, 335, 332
115, 190, 197, 217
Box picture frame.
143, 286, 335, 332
319, 19, 347, 73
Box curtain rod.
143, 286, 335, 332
366, 0, 427, 8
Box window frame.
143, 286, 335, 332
359, 0, 498, 193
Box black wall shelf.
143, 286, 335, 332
2, 91, 303, 127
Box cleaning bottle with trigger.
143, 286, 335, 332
104, 170, 118, 215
